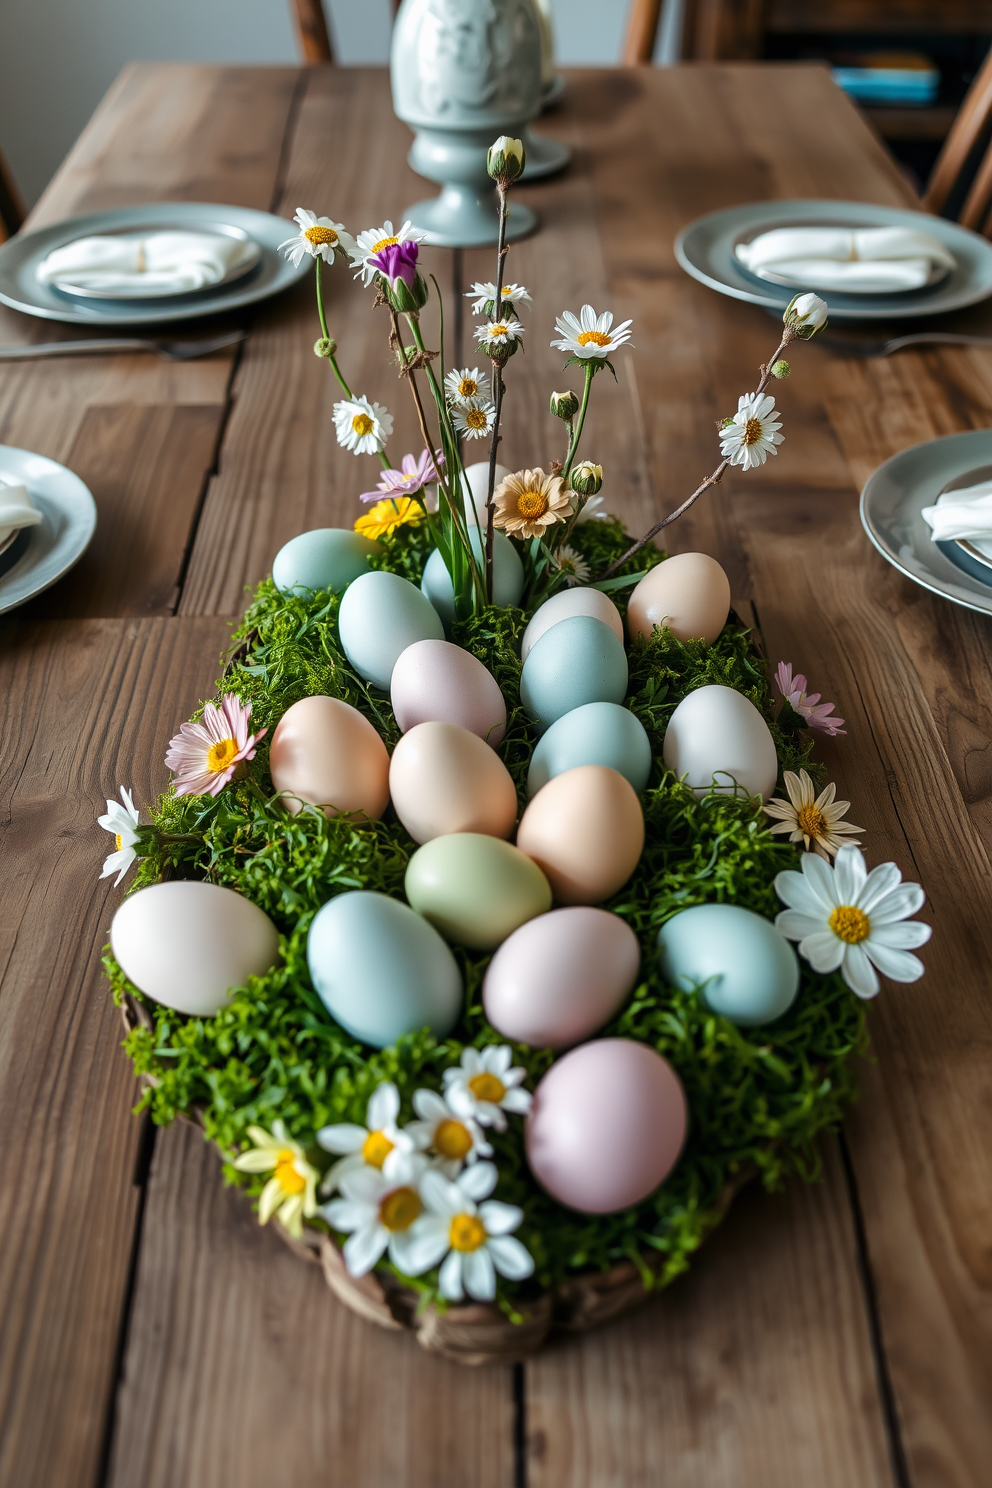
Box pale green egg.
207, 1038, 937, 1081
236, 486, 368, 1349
520, 615, 628, 733
338, 570, 444, 690
405, 833, 552, 950
307, 890, 462, 1048
657, 902, 799, 1027
527, 702, 652, 797
421, 530, 524, 630
272, 528, 381, 596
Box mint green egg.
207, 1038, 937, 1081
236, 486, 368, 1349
272, 528, 381, 596
658, 903, 799, 1027
338, 570, 444, 691
527, 702, 652, 797
421, 530, 524, 630
405, 833, 552, 950
520, 615, 628, 733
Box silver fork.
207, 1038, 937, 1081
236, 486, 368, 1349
821, 331, 992, 358
0, 329, 247, 361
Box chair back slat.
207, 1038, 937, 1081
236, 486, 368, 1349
0, 148, 25, 243
623, 0, 665, 64
923, 44, 992, 217
291, 0, 333, 64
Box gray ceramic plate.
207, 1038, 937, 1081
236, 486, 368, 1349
0, 203, 309, 326
676, 200, 992, 322
860, 429, 992, 616
0, 445, 97, 615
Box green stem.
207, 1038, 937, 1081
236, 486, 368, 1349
318, 261, 390, 469
562, 363, 594, 482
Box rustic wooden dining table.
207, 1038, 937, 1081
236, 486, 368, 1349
1, 59, 990, 1488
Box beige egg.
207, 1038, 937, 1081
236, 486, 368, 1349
269, 695, 390, 820
389, 721, 518, 845
521, 587, 624, 662
626, 552, 731, 645
516, 765, 645, 904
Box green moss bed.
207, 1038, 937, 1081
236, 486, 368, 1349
107, 516, 867, 1310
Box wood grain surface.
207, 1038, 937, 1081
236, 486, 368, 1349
1, 59, 990, 1488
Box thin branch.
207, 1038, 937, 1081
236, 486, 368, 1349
485, 186, 511, 604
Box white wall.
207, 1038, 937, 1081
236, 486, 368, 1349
0, 0, 675, 207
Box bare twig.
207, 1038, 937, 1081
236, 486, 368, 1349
484, 190, 510, 604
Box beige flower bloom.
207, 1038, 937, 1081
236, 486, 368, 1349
492, 467, 571, 541
763, 769, 863, 859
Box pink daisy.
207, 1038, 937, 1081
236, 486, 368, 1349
165, 694, 266, 797
359, 449, 439, 504
774, 662, 846, 737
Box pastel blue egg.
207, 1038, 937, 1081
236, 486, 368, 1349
421, 531, 524, 630
307, 890, 462, 1048
272, 528, 381, 596
527, 702, 652, 797
657, 903, 799, 1027
338, 570, 444, 691
520, 615, 628, 733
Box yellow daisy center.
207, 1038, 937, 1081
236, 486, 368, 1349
458, 377, 479, 397
742, 416, 764, 446
517, 489, 548, 521
372, 235, 400, 253
434, 1118, 473, 1160
464, 408, 489, 430
352, 413, 375, 437
207, 737, 239, 773
115, 834, 123, 851
274, 1150, 306, 1195
490, 323, 508, 337
361, 1130, 395, 1170
304, 224, 338, 247
450, 1213, 487, 1252
796, 803, 827, 838
468, 1072, 506, 1104
501, 286, 513, 297
829, 905, 870, 944
379, 1186, 422, 1232
577, 329, 611, 347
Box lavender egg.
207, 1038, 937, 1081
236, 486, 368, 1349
390, 638, 506, 746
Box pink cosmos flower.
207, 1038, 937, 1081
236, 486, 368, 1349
359, 449, 440, 504
165, 694, 267, 797
774, 662, 846, 736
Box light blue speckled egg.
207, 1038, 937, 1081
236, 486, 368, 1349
657, 902, 800, 1027
520, 615, 628, 733
338, 570, 445, 690
307, 890, 462, 1048
527, 701, 652, 797
272, 528, 381, 596
421, 531, 524, 630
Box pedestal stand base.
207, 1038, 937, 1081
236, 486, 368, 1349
521, 129, 571, 181
402, 185, 538, 248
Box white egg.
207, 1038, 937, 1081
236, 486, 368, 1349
662, 684, 778, 800
463, 461, 510, 525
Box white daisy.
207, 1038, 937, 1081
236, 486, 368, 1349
719, 393, 783, 471
774, 843, 931, 1000
401, 1161, 534, 1302
466, 281, 532, 315
474, 318, 525, 349
551, 304, 633, 360
98, 786, 140, 886
316, 1080, 414, 1196
442, 1046, 532, 1131
554, 545, 591, 586
763, 769, 863, 860
333, 396, 393, 456
405, 1088, 492, 1178
278, 208, 355, 267
231, 1120, 320, 1239
349, 220, 426, 285
451, 400, 496, 441
321, 1150, 429, 1277
444, 366, 487, 406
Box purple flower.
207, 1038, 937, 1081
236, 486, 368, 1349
368, 239, 419, 291
359, 449, 440, 503
775, 662, 846, 736
165, 694, 267, 797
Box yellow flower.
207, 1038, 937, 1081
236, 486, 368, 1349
492, 467, 571, 541
763, 769, 863, 859
232, 1119, 319, 1238
354, 496, 425, 541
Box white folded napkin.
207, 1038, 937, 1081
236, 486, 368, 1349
0, 479, 43, 549
921, 481, 992, 546
36, 231, 255, 294
736, 226, 956, 292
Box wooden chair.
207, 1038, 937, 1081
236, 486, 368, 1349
289, 0, 401, 65
923, 44, 992, 229
0, 147, 25, 244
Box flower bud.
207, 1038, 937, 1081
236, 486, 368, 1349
314, 337, 337, 359
784, 292, 828, 338
550, 389, 580, 421
478, 334, 519, 367
487, 136, 526, 186
770, 359, 791, 379
570, 461, 603, 496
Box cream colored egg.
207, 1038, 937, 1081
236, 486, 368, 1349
627, 552, 731, 645
662, 684, 778, 800
389, 720, 519, 845
521, 587, 624, 662
269, 695, 390, 820
516, 764, 644, 904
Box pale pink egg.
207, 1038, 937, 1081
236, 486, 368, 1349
269, 695, 390, 820
390, 639, 506, 746
389, 720, 518, 845
525, 1039, 687, 1213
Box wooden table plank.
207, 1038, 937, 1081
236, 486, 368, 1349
0, 614, 231, 1488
